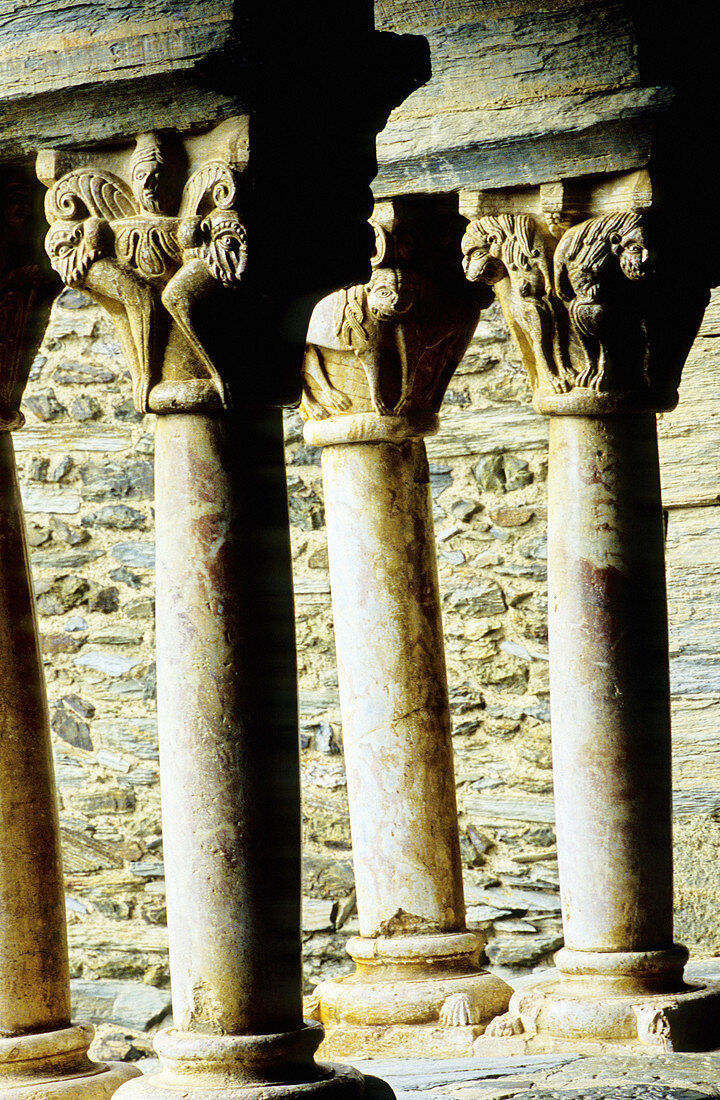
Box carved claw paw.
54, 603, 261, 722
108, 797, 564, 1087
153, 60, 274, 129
303, 989, 322, 1022
548, 373, 571, 394
391, 393, 412, 415
323, 386, 352, 413
633, 1005, 673, 1051
575, 365, 596, 389
133, 376, 152, 414
484, 1012, 524, 1038
300, 387, 331, 421
369, 393, 391, 416
439, 992, 480, 1027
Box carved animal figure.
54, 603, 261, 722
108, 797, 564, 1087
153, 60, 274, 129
553, 211, 651, 391
462, 214, 571, 394
162, 208, 247, 408
44, 194, 160, 411
303, 223, 415, 418
44, 137, 245, 411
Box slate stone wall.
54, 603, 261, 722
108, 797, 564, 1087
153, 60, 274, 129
17, 287, 720, 1028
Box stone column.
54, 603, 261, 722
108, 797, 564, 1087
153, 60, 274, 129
302, 199, 512, 1059
39, 125, 390, 1100
0, 170, 139, 1097
463, 198, 720, 1052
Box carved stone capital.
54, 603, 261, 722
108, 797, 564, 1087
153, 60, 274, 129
38, 120, 249, 415
462, 206, 679, 416
0, 170, 54, 431
302, 198, 488, 446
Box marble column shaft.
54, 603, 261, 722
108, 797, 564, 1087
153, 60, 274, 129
0, 429, 71, 1037
549, 414, 675, 972
322, 438, 464, 939
463, 199, 720, 1052
0, 433, 137, 1096
38, 123, 397, 1100
154, 410, 303, 1040
303, 199, 511, 1057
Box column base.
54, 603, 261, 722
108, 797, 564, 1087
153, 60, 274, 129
475, 949, 720, 1055
0, 1023, 140, 1099
310, 932, 512, 1058
113, 1022, 383, 1100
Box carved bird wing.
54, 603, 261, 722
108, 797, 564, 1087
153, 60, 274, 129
45, 170, 137, 223
178, 161, 238, 219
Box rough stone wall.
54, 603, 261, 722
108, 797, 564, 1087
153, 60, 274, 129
17, 286, 720, 1013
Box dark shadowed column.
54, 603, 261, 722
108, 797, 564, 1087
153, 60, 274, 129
0, 168, 139, 1098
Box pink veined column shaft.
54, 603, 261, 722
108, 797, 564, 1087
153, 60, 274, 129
154, 410, 303, 1036
0, 430, 71, 1036
547, 413, 674, 961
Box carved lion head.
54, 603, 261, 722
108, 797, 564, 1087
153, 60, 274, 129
44, 218, 104, 286
200, 209, 247, 287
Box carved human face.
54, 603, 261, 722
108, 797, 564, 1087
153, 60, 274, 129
462, 247, 506, 286
131, 153, 163, 214
366, 267, 412, 319
616, 227, 651, 281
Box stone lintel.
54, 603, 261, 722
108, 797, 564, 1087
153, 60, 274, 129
0, 5, 429, 165
374, 87, 671, 199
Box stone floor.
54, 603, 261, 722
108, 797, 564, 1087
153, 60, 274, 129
83, 961, 720, 1096
350, 1051, 720, 1100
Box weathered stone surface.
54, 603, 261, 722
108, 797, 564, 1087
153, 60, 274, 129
21, 482, 81, 513
23, 388, 66, 421
51, 702, 94, 751
32, 547, 104, 569
70, 395, 103, 421
485, 932, 564, 968
302, 898, 339, 933
83, 505, 146, 530
14, 423, 132, 453
54, 361, 117, 386
35, 573, 90, 615
51, 515, 89, 545
80, 459, 154, 499
112, 542, 155, 569
89, 586, 121, 613
445, 581, 506, 616
74, 650, 142, 676
372, 1, 673, 196
94, 719, 159, 761
71, 979, 171, 1031
42, 631, 84, 655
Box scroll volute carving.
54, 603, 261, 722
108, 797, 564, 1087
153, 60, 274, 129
301, 203, 487, 426
0, 170, 57, 431
462, 210, 670, 414
38, 120, 248, 415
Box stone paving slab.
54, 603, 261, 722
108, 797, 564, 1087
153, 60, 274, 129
348, 1053, 720, 1100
